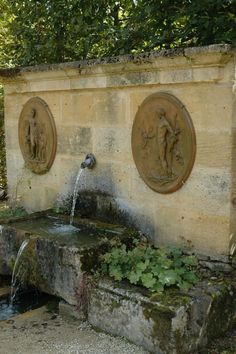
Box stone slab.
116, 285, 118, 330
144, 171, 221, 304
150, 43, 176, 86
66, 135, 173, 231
88, 278, 236, 354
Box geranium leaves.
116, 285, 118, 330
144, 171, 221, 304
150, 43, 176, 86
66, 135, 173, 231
100, 241, 199, 293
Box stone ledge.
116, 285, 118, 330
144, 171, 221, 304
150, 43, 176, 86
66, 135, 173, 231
0, 44, 233, 81
88, 278, 236, 354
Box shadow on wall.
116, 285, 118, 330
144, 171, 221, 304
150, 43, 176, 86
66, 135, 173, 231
56, 186, 155, 242
55, 158, 155, 239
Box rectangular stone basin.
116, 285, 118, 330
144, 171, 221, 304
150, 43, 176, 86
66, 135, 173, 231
0, 212, 236, 353
6, 215, 124, 247
0, 213, 131, 305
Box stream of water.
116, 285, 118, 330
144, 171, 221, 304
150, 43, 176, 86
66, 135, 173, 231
10, 239, 29, 305
70, 167, 84, 225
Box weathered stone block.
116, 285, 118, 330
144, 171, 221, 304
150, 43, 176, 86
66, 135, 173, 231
106, 70, 160, 87
57, 126, 92, 155
37, 92, 62, 121
93, 127, 132, 162
160, 69, 193, 84
0, 214, 135, 304
192, 66, 221, 82
175, 84, 233, 132
195, 131, 231, 168
70, 75, 106, 90
93, 91, 127, 125
88, 279, 236, 354
155, 210, 229, 257
4, 94, 24, 123
61, 92, 94, 125
30, 78, 70, 92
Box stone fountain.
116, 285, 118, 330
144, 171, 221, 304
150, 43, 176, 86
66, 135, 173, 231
0, 44, 236, 353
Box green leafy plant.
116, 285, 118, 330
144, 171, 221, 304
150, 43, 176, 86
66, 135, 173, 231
52, 206, 69, 215
1, 0, 236, 68
100, 240, 199, 292
0, 206, 27, 219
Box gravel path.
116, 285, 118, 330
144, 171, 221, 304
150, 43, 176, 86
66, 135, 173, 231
0, 306, 148, 354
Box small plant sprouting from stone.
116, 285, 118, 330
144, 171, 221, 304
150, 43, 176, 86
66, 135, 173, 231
52, 206, 69, 215
0, 206, 27, 219
99, 239, 199, 292
75, 272, 91, 317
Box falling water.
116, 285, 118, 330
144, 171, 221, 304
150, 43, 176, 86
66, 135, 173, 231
10, 239, 29, 305
70, 168, 84, 225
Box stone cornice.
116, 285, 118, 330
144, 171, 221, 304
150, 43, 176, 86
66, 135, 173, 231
0, 44, 233, 81
1, 44, 234, 94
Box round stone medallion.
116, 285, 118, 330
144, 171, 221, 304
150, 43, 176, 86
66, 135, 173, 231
131, 92, 196, 194
18, 97, 57, 174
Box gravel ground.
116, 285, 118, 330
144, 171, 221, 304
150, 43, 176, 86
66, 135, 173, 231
0, 306, 148, 354
1, 304, 236, 354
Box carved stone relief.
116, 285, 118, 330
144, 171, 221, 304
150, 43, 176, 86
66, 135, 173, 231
132, 93, 196, 193
18, 97, 57, 174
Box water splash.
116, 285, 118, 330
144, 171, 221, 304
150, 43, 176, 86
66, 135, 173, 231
10, 239, 29, 305
47, 219, 79, 234
70, 168, 84, 225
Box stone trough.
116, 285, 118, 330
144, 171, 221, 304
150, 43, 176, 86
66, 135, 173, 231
0, 212, 235, 353
0, 212, 133, 305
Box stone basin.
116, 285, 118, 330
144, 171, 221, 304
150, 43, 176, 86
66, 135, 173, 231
0, 212, 134, 305
1, 212, 236, 353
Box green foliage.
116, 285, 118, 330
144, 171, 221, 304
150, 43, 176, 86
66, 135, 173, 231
52, 206, 69, 215
0, 0, 14, 67
0, 0, 235, 67
0, 206, 27, 218
100, 240, 199, 292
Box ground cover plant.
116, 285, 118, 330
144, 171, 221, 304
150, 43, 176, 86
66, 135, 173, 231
99, 238, 199, 292
0, 206, 27, 218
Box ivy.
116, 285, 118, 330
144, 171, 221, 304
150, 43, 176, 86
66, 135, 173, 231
100, 240, 199, 292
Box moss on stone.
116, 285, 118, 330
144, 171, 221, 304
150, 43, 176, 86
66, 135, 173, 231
205, 284, 236, 339
0, 207, 27, 220
8, 257, 15, 272
18, 237, 49, 291
150, 289, 191, 309
110, 299, 122, 310
143, 303, 174, 352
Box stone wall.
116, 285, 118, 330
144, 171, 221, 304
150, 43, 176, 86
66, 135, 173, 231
1, 44, 236, 259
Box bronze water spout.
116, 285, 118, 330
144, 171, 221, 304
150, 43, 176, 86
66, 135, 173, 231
81, 153, 96, 169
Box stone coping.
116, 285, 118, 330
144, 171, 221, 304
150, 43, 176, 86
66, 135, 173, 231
0, 44, 233, 79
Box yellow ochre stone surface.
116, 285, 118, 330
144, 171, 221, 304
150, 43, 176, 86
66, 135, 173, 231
1, 44, 236, 258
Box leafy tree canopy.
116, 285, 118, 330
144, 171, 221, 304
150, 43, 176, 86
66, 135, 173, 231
0, 0, 235, 67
